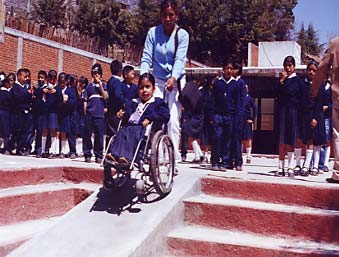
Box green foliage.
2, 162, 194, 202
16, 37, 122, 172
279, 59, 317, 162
297, 23, 322, 63
72, 0, 139, 47
32, 0, 67, 27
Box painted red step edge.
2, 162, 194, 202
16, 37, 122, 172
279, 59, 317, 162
185, 201, 339, 244
0, 188, 92, 225
0, 167, 103, 189
201, 177, 339, 210
167, 237, 336, 257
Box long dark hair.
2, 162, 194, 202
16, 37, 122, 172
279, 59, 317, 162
138, 73, 155, 88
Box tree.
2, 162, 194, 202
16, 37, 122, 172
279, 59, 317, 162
297, 23, 322, 63
32, 0, 66, 27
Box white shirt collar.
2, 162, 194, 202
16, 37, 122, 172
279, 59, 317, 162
15, 81, 25, 87
220, 74, 234, 84
112, 75, 123, 82
288, 73, 297, 79
1, 87, 10, 92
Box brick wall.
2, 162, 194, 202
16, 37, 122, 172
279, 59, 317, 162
0, 27, 115, 84
0, 34, 18, 73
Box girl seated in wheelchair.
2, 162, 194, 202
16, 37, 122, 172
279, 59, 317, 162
105, 72, 170, 166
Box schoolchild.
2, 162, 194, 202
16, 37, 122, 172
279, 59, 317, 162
10, 68, 34, 155
296, 61, 318, 175
58, 73, 76, 158
180, 78, 204, 163
210, 60, 240, 171
105, 73, 170, 188
32, 70, 47, 157
7, 73, 16, 88
39, 70, 63, 158
83, 63, 109, 163
199, 77, 214, 164
106, 60, 125, 137
231, 62, 247, 171
75, 76, 88, 156
0, 74, 12, 154
312, 76, 332, 174
241, 84, 257, 164
64, 74, 78, 158
122, 65, 138, 103
275, 56, 302, 176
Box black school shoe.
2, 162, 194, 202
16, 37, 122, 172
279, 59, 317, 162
326, 178, 339, 184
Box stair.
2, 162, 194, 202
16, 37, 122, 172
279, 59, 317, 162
0, 165, 102, 257
166, 175, 339, 257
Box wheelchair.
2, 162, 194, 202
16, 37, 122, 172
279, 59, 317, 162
102, 122, 175, 197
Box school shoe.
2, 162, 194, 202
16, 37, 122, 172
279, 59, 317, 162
235, 165, 242, 171
326, 178, 339, 184
200, 157, 208, 165
85, 157, 91, 163
286, 168, 294, 177
69, 153, 76, 159
95, 157, 103, 164
36, 153, 42, 158
300, 167, 309, 177
192, 157, 203, 164
58, 153, 65, 159
211, 165, 219, 171
274, 168, 285, 177
323, 166, 329, 172
3, 150, 11, 155
310, 167, 319, 176
181, 156, 187, 162
246, 156, 251, 164
218, 166, 228, 172
293, 166, 301, 176
48, 154, 57, 159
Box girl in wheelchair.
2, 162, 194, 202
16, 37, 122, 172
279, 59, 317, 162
105, 73, 170, 168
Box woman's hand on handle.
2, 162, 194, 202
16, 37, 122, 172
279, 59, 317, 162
165, 77, 176, 92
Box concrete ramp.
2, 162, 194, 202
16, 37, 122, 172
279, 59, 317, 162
8, 173, 201, 257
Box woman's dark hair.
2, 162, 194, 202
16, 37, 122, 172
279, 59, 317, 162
307, 60, 319, 69
138, 73, 155, 87
160, 0, 178, 14
283, 56, 296, 67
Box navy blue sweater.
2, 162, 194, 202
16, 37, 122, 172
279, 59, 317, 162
211, 76, 240, 116
10, 82, 33, 113
0, 88, 12, 111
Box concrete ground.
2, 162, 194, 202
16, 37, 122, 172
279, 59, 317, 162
2, 153, 337, 257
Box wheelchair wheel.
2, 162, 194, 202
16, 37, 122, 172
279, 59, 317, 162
150, 130, 175, 196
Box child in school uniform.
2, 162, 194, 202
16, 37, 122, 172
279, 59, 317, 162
83, 63, 109, 163
210, 60, 240, 171
58, 73, 76, 158
32, 70, 47, 157
242, 84, 257, 164
231, 62, 247, 171
38, 70, 63, 158
122, 65, 138, 104
0, 74, 12, 154
296, 61, 318, 176
275, 56, 303, 176
10, 68, 34, 156
105, 73, 170, 188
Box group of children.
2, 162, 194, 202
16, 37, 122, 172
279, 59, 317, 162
276, 56, 332, 177
180, 60, 257, 172
0, 61, 142, 164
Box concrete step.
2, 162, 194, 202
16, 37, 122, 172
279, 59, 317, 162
167, 225, 339, 257
0, 182, 98, 225
0, 166, 103, 189
201, 175, 339, 210
0, 217, 61, 257
184, 194, 339, 244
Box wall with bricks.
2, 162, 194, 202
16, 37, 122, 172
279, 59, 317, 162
0, 27, 115, 84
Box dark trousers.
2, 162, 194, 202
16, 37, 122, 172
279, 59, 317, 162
83, 115, 105, 159
12, 111, 34, 153
180, 130, 189, 158
67, 113, 77, 154
211, 114, 233, 167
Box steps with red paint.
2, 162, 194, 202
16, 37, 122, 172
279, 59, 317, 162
0, 166, 102, 257
166, 176, 339, 256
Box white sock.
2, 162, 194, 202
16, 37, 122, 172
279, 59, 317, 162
279, 160, 285, 169
41, 136, 47, 153
50, 137, 56, 154
55, 138, 60, 154
324, 146, 331, 167
287, 152, 294, 168
192, 140, 202, 159
246, 147, 252, 157
61, 140, 67, 154
76, 138, 82, 154
295, 148, 302, 167
313, 146, 321, 169
304, 149, 313, 168
0, 138, 3, 148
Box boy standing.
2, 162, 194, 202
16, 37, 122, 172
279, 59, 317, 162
83, 63, 108, 163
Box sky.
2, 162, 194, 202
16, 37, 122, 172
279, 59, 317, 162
293, 0, 339, 50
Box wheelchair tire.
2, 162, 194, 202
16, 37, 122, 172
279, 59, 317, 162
150, 130, 175, 196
